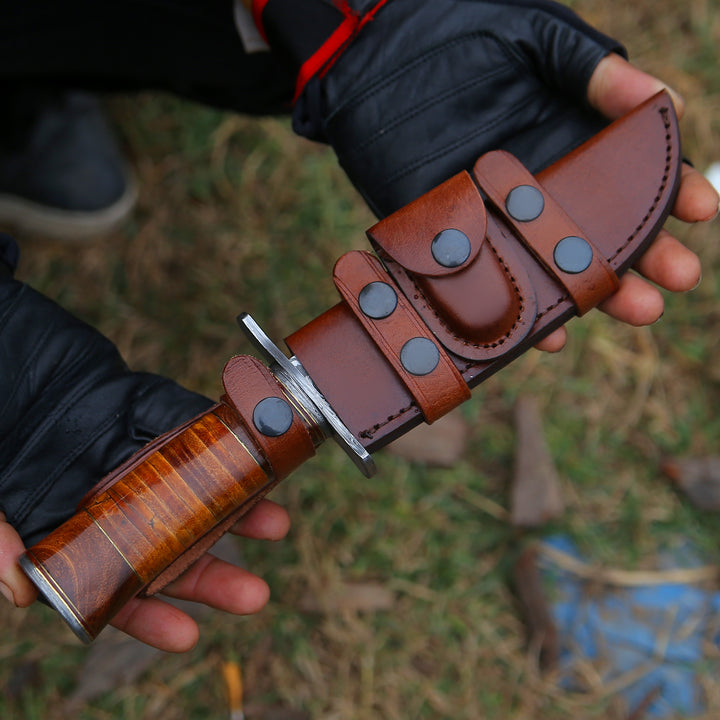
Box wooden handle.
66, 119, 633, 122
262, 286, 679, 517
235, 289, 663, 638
20, 357, 318, 643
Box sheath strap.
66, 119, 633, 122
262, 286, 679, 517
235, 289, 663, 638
222, 355, 316, 480
333, 250, 470, 424
473, 150, 620, 315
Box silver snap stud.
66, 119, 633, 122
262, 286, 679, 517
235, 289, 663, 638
431, 228, 472, 268
358, 281, 398, 319
400, 337, 440, 376
253, 397, 294, 437
553, 236, 593, 274
505, 185, 544, 222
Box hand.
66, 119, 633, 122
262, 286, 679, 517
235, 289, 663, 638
256, 0, 717, 344
535, 55, 717, 352
0, 500, 290, 652
258, 0, 627, 214
0, 264, 214, 547
96, 499, 289, 652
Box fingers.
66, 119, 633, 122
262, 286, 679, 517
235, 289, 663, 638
587, 56, 719, 222
535, 327, 567, 353
633, 230, 702, 293
598, 272, 664, 326
586, 54, 717, 332
109, 501, 289, 652
674, 163, 720, 224
535, 230, 701, 342
599, 230, 700, 325
540, 230, 701, 332
111, 596, 200, 653
161, 554, 270, 614
587, 53, 685, 120
106, 500, 291, 652
230, 498, 290, 541
0, 513, 37, 608
110, 553, 273, 652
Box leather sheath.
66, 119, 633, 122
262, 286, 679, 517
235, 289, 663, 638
286, 91, 681, 451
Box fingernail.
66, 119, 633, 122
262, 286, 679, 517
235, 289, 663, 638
0, 581, 16, 605
652, 312, 665, 325
690, 273, 703, 292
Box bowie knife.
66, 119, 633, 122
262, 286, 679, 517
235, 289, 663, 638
19, 91, 681, 643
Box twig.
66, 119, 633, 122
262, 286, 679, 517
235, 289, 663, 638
538, 543, 719, 587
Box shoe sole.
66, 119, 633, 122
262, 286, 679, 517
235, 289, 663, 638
0, 171, 138, 241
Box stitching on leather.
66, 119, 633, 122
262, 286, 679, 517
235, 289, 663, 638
363, 106, 674, 439
609, 107, 672, 263
360, 241, 526, 438
397, 240, 525, 351
536, 296, 565, 322
359, 402, 415, 439
376, 94, 539, 189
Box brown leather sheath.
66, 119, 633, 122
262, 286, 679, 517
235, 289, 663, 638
286, 91, 681, 452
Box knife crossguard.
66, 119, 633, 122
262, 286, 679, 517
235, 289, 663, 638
20, 92, 681, 642
237, 313, 376, 477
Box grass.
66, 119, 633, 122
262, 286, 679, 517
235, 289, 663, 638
3, 0, 720, 718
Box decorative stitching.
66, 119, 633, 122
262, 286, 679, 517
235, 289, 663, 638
391, 238, 525, 352
359, 402, 415, 439
375, 94, 539, 190
360, 238, 527, 438
360, 105, 675, 439
609, 107, 672, 263
328, 31, 521, 119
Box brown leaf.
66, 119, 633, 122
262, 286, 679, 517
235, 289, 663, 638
511, 395, 564, 528
387, 409, 468, 467
298, 581, 394, 614
4, 660, 41, 702
662, 455, 720, 511
513, 545, 559, 672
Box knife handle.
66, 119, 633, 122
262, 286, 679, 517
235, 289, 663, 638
19, 355, 318, 643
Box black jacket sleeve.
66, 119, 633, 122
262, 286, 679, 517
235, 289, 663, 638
0, 235, 213, 546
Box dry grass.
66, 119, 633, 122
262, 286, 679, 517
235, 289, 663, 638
3, 0, 720, 718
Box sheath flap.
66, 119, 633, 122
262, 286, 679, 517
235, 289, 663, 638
367, 172, 486, 278
367, 171, 537, 361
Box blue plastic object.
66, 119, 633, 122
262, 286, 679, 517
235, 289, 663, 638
541, 535, 720, 717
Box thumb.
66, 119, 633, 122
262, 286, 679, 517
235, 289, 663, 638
588, 53, 685, 120
0, 512, 38, 607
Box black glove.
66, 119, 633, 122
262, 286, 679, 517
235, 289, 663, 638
255, 0, 625, 217
0, 235, 214, 547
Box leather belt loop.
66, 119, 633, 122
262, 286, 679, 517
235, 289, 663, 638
333, 250, 470, 424
222, 355, 316, 480
473, 150, 620, 315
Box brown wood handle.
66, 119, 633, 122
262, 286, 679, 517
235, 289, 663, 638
20, 357, 317, 643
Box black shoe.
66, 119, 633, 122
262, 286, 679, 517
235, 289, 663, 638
0, 90, 137, 240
